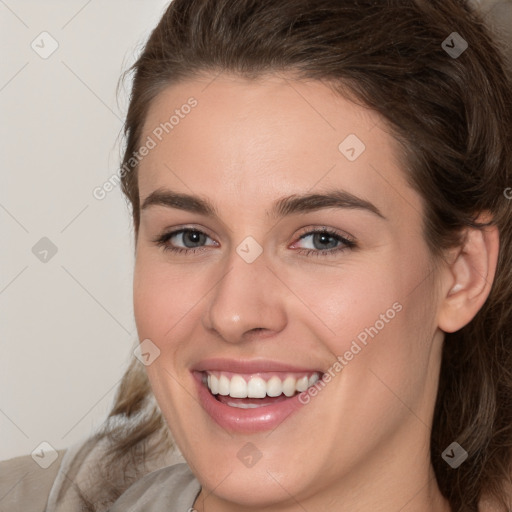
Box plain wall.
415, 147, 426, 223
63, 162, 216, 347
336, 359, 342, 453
1, 0, 170, 461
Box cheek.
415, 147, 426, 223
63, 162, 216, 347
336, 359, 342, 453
320, 262, 438, 425
133, 250, 206, 343
287, 253, 436, 389
132, 251, 207, 438
284, 261, 405, 350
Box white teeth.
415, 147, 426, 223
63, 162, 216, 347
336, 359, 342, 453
229, 375, 248, 398
225, 401, 273, 408
247, 377, 267, 398
218, 374, 230, 396
296, 376, 309, 392
209, 373, 219, 394
309, 373, 319, 386
205, 371, 322, 399
266, 376, 283, 397
282, 376, 296, 397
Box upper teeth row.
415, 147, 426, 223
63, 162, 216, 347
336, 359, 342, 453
205, 372, 320, 398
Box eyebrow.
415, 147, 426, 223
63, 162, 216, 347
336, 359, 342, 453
140, 187, 386, 220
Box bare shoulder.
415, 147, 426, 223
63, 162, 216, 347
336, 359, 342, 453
0, 449, 67, 512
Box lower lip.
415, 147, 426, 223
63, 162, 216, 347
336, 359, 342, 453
192, 371, 309, 433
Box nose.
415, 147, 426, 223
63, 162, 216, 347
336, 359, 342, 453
201, 246, 287, 344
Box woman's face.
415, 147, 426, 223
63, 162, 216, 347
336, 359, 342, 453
133, 73, 448, 509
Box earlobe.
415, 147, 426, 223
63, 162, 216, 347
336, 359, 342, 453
437, 216, 500, 334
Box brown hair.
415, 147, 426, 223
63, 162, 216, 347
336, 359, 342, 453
66, 1, 512, 510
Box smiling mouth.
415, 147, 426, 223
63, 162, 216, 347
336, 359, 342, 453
200, 370, 322, 409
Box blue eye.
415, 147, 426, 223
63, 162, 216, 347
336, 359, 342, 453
293, 228, 356, 257
153, 227, 356, 257
154, 229, 217, 254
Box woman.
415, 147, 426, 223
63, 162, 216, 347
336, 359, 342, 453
1, 0, 511, 510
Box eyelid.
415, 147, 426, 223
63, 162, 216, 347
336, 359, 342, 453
152, 224, 215, 242
293, 225, 356, 245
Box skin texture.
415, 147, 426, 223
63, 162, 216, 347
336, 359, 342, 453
132, 73, 499, 512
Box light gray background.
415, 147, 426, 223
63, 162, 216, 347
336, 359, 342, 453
1, 0, 170, 461
1, 0, 511, 461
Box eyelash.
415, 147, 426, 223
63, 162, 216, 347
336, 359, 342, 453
153, 227, 357, 258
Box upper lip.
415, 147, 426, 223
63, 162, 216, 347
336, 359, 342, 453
192, 358, 323, 374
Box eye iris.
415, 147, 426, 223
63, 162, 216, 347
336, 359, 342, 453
313, 232, 338, 250
183, 231, 205, 248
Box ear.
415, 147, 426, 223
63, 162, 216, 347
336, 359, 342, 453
437, 213, 500, 333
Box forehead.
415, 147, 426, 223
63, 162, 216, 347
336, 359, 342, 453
137, 73, 421, 224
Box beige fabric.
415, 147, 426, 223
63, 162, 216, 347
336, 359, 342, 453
0, 436, 189, 512
0, 447, 200, 512
45, 430, 185, 511
0, 449, 67, 512
105, 463, 201, 512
